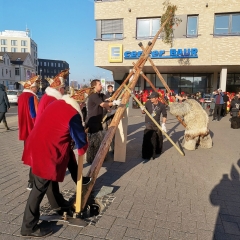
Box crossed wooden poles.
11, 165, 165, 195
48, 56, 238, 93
75, 11, 185, 214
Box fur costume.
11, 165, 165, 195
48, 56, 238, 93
170, 99, 212, 151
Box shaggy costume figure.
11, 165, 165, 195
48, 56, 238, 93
170, 99, 212, 150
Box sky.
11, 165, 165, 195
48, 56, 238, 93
0, 0, 113, 84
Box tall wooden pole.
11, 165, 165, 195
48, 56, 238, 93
81, 13, 174, 211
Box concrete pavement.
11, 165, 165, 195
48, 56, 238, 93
0, 108, 240, 239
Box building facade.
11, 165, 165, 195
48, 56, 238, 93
37, 58, 69, 91
0, 52, 36, 90
0, 30, 38, 73
94, 0, 240, 94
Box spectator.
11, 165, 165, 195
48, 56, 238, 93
212, 89, 224, 121
222, 92, 229, 116
0, 83, 10, 130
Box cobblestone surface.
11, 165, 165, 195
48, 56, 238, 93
0, 108, 240, 239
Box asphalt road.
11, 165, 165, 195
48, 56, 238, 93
6, 104, 18, 117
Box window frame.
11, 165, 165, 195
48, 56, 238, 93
214, 13, 240, 36
100, 19, 123, 40
136, 17, 161, 39
11, 40, 17, 46
186, 15, 199, 38
1, 39, 7, 45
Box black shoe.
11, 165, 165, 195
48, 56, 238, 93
26, 182, 33, 191
60, 199, 74, 210
21, 225, 53, 238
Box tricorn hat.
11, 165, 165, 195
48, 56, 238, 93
70, 87, 94, 102
46, 69, 70, 88
19, 75, 41, 89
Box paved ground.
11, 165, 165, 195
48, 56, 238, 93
0, 107, 240, 240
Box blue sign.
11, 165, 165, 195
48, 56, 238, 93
124, 48, 198, 59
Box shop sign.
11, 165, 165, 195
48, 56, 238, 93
124, 48, 198, 59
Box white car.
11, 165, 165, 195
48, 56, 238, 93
6, 90, 22, 105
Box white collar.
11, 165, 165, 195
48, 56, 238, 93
61, 95, 84, 126
23, 89, 38, 98
45, 87, 62, 100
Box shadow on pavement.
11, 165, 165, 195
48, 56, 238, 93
210, 159, 240, 240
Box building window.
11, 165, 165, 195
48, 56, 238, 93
51, 62, 54, 67
2, 69, 3, 76
1, 47, 7, 52
1, 39, 7, 45
214, 13, 240, 35
21, 40, 27, 46
187, 15, 198, 37
15, 68, 20, 76
11, 48, 17, 52
101, 19, 123, 40
11, 40, 17, 46
44, 62, 46, 66
9, 70, 11, 77
58, 63, 60, 67
137, 18, 160, 39
21, 48, 27, 52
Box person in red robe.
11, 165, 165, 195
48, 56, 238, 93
20, 89, 88, 238
36, 69, 78, 211
18, 75, 40, 190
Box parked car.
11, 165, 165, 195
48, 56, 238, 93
6, 90, 22, 105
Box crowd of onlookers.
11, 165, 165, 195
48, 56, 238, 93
133, 89, 240, 122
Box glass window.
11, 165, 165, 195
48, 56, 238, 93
226, 73, 235, 85
21, 48, 27, 52
137, 18, 160, 39
44, 62, 46, 66
193, 75, 208, 94
180, 74, 193, 94
167, 74, 180, 92
235, 74, 240, 85
101, 19, 123, 40
1, 39, 7, 45
21, 40, 27, 46
1, 47, 7, 52
156, 75, 164, 88
15, 68, 20, 76
232, 14, 240, 34
145, 74, 155, 88
187, 16, 198, 37
11, 40, 17, 46
214, 13, 240, 35
11, 47, 17, 52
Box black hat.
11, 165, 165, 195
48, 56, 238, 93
149, 92, 159, 98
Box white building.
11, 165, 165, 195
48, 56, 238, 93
0, 29, 38, 73
0, 52, 36, 90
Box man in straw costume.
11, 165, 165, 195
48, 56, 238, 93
20, 88, 88, 238
35, 69, 78, 211
18, 75, 40, 190
169, 99, 213, 150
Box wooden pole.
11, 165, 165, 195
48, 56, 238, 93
75, 155, 84, 213
81, 12, 174, 211
139, 45, 187, 128
123, 84, 184, 156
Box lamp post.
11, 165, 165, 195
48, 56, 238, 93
39, 69, 42, 93
16, 58, 21, 90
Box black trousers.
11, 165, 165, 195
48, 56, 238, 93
21, 174, 51, 235
222, 103, 227, 116
142, 126, 163, 159
0, 112, 7, 123
45, 151, 78, 209
213, 104, 223, 120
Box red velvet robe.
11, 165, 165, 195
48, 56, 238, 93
18, 90, 38, 141
22, 96, 88, 182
